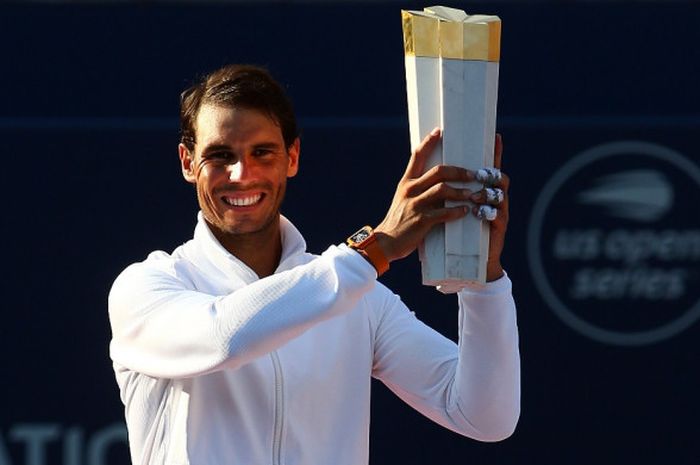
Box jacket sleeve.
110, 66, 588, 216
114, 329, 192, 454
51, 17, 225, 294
371, 274, 520, 442
109, 245, 376, 379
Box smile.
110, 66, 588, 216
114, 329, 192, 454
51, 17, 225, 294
222, 193, 264, 207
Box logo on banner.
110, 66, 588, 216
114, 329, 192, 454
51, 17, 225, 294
0, 423, 127, 465
528, 141, 700, 345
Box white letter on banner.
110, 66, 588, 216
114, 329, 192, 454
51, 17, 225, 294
87, 424, 127, 465
9, 424, 60, 465
0, 431, 13, 465
63, 427, 84, 465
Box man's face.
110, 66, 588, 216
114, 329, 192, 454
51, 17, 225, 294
179, 104, 299, 238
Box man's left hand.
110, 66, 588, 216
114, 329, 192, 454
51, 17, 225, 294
468, 134, 509, 282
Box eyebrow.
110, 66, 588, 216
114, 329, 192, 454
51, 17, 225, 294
253, 142, 285, 151
200, 144, 230, 154
201, 141, 284, 155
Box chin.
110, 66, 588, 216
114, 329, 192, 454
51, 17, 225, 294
223, 216, 279, 236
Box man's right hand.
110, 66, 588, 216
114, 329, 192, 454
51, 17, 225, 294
373, 128, 474, 263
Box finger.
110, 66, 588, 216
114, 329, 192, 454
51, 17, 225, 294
474, 167, 502, 186
409, 164, 471, 196
500, 171, 510, 190
425, 204, 469, 223
471, 134, 504, 186
470, 187, 504, 206
414, 181, 471, 208
404, 127, 441, 179
494, 133, 503, 170
474, 205, 498, 222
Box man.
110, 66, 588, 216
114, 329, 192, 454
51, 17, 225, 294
109, 64, 519, 465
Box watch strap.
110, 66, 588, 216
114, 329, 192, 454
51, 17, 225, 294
346, 226, 390, 277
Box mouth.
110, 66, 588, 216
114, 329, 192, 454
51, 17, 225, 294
221, 192, 264, 207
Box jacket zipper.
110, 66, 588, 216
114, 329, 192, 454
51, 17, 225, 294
271, 351, 284, 465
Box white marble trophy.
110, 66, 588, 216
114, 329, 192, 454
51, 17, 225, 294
402, 6, 501, 292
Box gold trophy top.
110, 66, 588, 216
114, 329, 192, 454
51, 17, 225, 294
402, 6, 500, 62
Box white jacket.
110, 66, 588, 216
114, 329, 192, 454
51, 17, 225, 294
109, 213, 520, 465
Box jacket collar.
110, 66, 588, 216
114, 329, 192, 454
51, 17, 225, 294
191, 212, 308, 283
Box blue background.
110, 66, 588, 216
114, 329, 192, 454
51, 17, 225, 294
1, 1, 699, 464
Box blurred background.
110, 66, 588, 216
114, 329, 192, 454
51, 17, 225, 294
1, 0, 699, 464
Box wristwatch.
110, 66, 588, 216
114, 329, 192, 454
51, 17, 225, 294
346, 226, 390, 277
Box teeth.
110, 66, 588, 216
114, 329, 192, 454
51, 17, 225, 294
224, 194, 262, 206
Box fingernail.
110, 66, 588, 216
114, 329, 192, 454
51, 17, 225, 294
431, 127, 441, 136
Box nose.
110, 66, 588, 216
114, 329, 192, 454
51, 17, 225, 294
227, 159, 248, 182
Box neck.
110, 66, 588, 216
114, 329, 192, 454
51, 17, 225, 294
208, 216, 283, 278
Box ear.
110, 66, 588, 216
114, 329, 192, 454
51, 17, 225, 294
286, 137, 300, 178
179, 143, 197, 184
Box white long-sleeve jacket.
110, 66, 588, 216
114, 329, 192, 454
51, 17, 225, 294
108, 213, 520, 465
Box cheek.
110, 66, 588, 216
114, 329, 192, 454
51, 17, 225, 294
194, 168, 219, 203
195, 165, 219, 189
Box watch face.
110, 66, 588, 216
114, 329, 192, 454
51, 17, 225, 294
351, 229, 371, 244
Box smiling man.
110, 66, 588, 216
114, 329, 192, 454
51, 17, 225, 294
108, 64, 520, 465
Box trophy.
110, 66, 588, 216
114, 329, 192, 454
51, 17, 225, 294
401, 6, 501, 292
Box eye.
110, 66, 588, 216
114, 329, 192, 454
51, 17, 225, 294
253, 148, 273, 157
208, 151, 234, 161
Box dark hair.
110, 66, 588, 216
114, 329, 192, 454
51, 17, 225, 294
179, 64, 299, 151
